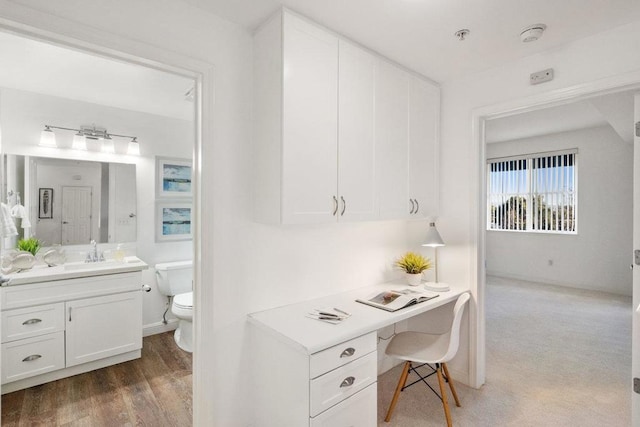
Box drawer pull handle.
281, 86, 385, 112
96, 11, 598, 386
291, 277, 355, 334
340, 376, 355, 388
22, 318, 42, 325
340, 347, 356, 358
22, 354, 42, 362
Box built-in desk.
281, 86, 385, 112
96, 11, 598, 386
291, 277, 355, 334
248, 282, 468, 427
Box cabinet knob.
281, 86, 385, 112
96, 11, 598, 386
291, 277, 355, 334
22, 318, 42, 325
22, 354, 42, 362
340, 347, 356, 358
340, 376, 356, 388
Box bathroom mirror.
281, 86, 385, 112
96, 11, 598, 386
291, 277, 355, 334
1, 154, 137, 248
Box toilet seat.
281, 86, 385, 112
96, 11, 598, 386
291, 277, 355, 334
173, 291, 193, 309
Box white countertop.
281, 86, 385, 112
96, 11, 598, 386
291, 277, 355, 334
248, 281, 469, 355
5, 256, 149, 286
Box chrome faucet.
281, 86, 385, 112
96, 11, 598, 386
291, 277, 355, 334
85, 240, 102, 263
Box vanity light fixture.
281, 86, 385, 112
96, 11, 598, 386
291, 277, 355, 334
39, 125, 57, 147
38, 124, 140, 155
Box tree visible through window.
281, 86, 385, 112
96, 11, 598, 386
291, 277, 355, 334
487, 150, 577, 233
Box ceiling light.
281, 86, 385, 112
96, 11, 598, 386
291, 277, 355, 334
520, 24, 546, 43
39, 126, 56, 147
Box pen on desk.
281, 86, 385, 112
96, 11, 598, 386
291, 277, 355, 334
333, 307, 350, 316
317, 311, 340, 318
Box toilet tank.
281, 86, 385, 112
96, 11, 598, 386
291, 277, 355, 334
155, 260, 193, 296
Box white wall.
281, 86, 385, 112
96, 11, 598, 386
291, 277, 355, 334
0, 2, 423, 425
486, 126, 633, 295
0, 87, 194, 331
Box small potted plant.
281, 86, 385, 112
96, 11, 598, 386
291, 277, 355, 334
17, 237, 42, 256
395, 252, 431, 286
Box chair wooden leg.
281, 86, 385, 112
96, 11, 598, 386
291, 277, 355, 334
384, 361, 411, 422
436, 364, 453, 427
442, 362, 461, 407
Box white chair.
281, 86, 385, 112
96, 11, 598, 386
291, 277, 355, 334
384, 292, 471, 426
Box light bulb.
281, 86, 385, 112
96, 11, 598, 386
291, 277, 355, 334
72, 133, 86, 150
39, 127, 56, 147
127, 140, 140, 156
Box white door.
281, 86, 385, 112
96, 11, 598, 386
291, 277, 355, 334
375, 58, 410, 220
282, 12, 339, 224
338, 40, 377, 221
110, 164, 137, 242
65, 291, 142, 367
633, 93, 640, 423
61, 186, 92, 244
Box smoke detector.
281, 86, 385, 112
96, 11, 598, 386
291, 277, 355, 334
520, 24, 546, 42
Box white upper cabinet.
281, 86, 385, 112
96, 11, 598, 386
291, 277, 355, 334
253, 9, 439, 224
409, 77, 440, 218
338, 41, 377, 221
281, 13, 339, 224
375, 59, 410, 220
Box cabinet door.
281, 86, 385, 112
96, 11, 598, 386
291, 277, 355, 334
375, 59, 410, 220
65, 291, 142, 367
409, 77, 440, 218
282, 12, 339, 224
337, 41, 377, 221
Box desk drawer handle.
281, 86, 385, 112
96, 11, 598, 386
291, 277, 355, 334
22, 354, 42, 362
22, 318, 42, 325
340, 347, 356, 358
340, 376, 355, 388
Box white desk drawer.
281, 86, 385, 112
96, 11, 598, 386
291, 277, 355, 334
310, 332, 376, 378
310, 350, 376, 417
1, 331, 65, 384
310, 382, 376, 427
1, 303, 65, 343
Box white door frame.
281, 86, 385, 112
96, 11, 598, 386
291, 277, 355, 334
469, 70, 640, 389
0, 16, 211, 424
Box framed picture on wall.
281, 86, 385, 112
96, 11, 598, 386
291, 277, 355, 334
155, 201, 193, 242
38, 188, 53, 219
156, 157, 192, 198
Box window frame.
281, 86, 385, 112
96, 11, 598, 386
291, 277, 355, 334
486, 149, 578, 235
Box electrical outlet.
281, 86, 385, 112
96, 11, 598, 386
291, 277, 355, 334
530, 68, 554, 85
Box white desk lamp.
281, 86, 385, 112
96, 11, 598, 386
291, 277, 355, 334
422, 222, 450, 292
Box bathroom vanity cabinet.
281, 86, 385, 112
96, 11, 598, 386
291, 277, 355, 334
0, 266, 145, 393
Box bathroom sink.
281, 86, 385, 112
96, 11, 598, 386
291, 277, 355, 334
63, 260, 122, 271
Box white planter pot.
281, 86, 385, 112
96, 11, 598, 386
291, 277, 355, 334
405, 273, 422, 286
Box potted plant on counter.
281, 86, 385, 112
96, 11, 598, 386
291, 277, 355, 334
395, 252, 431, 286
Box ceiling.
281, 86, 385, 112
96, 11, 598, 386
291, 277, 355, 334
0, 32, 194, 121
485, 91, 635, 144
181, 0, 640, 82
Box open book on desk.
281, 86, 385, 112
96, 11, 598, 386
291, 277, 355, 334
356, 288, 439, 312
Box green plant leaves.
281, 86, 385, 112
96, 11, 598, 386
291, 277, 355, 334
395, 251, 431, 274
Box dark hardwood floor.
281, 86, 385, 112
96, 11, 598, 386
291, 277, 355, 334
1, 331, 192, 426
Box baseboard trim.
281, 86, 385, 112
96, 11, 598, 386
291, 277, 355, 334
143, 319, 178, 337
486, 271, 631, 296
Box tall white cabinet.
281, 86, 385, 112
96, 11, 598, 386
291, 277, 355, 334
253, 9, 440, 224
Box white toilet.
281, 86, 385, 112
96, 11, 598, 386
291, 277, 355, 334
155, 260, 193, 353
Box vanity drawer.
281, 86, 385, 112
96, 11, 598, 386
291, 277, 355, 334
310, 332, 376, 379
309, 350, 377, 417
310, 382, 376, 427
1, 331, 65, 384
1, 303, 65, 343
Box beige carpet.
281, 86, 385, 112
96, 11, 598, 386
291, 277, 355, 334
377, 276, 632, 426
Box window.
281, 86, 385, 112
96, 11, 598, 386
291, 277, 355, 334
487, 150, 577, 233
